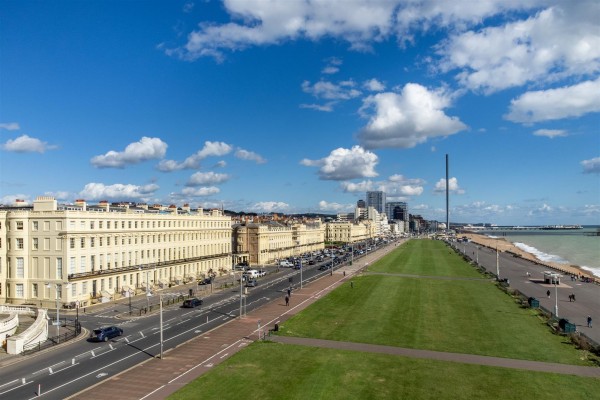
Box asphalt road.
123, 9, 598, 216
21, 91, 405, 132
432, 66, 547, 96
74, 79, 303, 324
455, 240, 599, 344
0, 247, 376, 400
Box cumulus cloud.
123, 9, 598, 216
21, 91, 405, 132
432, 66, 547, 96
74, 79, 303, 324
301, 146, 378, 180
299, 102, 336, 112
43, 191, 71, 201
165, 0, 542, 61
434, 177, 465, 194
80, 182, 159, 200
505, 78, 600, 123
186, 171, 230, 186
91, 137, 167, 168
250, 201, 290, 213
438, 2, 600, 93
158, 141, 232, 171
358, 83, 467, 149
0, 194, 31, 205
322, 57, 342, 74
235, 148, 267, 164
533, 129, 567, 138
363, 78, 385, 91
0, 122, 20, 130
302, 79, 361, 100
340, 174, 425, 197
1, 134, 58, 153
181, 186, 220, 196
318, 200, 354, 212
340, 180, 376, 193
581, 157, 600, 174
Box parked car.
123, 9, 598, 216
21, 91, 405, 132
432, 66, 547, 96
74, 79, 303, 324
182, 298, 203, 308
91, 326, 123, 342
246, 279, 258, 287
257, 269, 267, 277
318, 265, 331, 271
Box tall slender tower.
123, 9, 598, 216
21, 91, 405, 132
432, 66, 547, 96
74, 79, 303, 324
446, 154, 449, 232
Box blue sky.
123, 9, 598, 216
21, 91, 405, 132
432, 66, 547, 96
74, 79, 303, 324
1, 0, 599, 225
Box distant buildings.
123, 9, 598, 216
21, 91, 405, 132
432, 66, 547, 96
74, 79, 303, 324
366, 191, 386, 214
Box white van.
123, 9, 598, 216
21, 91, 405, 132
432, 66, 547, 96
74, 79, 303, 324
279, 261, 292, 267
243, 269, 260, 279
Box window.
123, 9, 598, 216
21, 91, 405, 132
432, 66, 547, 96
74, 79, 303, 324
71, 283, 77, 297
70, 238, 75, 249
32, 221, 39, 231
80, 237, 85, 248
53, 221, 59, 231
16, 284, 24, 297
32, 283, 38, 298
90, 221, 95, 230
108, 277, 113, 289
107, 221, 111, 229
107, 237, 111, 246
99, 237, 103, 247
70, 220, 76, 229
16, 238, 24, 249
82, 282, 88, 295
90, 237, 95, 247
70, 257, 76, 274
81, 256, 86, 272
16, 258, 24, 278
33, 238, 39, 250
80, 221, 85, 229
99, 221, 103, 229
16, 221, 24, 230
57, 258, 63, 279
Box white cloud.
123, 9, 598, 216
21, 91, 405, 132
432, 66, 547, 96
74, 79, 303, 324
581, 157, 600, 174
533, 129, 567, 138
299, 102, 336, 112
235, 148, 266, 164
318, 200, 354, 212
363, 78, 385, 91
301, 146, 378, 180
79, 182, 159, 200
302, 79, 361, 100
186, 171, 230, 186
322, 66, 339, 74
43, 191, 71, 201
358, 83, 467, 149
438, 2, 600, 93
340, 174, 425, 197
0, 122, 20, 130
528, 203, 553, 217
434, 177, 465, 194
158, 141, 232, 171
340, 180, 376, 193
181, 186, 220, 196
1, 134, 57, 153
250, 201, 290, 213
214, 160, 227, 168
167, 0, 543, 61
505, 78, 600, 123
183, 1, 194, 13
91, 137, 167, 168
0, 194, 31, 205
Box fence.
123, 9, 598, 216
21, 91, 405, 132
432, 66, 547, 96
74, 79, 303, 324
21, 319, 81, 356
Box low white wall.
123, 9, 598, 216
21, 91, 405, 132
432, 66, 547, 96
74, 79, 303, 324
7, 309, 48, 355
0, 313, 19, 343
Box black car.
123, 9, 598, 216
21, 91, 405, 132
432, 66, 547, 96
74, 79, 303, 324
92, 326, 123, 342
246, 279, 258, 287
318, 264, 331, 271
182, 298, 203, 308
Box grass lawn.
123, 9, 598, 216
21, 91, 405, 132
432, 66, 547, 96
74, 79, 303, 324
169, 342, 600, 400
367, 239, 483, 277
168, 239, 599, 400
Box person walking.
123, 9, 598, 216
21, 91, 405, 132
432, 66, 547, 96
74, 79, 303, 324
587, 316, 592, 328
285, 295, 289, 307
547, 290, 551, 298
287, 288, 291, 297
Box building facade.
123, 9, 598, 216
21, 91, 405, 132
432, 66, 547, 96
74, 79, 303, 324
0, 197, 232, 308
366, 191, 386, 214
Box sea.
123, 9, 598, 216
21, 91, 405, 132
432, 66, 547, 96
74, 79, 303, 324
484, 226, 600, 277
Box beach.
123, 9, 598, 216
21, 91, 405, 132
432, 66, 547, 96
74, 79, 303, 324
462, 233, 596, 281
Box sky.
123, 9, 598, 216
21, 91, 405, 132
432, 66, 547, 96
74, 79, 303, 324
1, 0, 599, 225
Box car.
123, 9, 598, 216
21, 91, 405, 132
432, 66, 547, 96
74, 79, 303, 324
91, 326, 123, 342
308, 260, 315, 265
257, 269, 267, 277
246, 279, 258, 287
318, 265, 331, 271
182, 298, 203, 308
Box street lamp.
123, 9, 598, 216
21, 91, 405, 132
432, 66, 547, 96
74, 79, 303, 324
495, 246, 500, 280
554, 279, 559, 317
159, 293, 164, 359
45, 282, 70, 342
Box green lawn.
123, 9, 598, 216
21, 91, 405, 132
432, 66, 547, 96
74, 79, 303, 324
169, 342, 600, 400
168, 239, 600, 400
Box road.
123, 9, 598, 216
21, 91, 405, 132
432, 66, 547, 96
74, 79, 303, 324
455, 240, 599, 344
0, 244, 382, 400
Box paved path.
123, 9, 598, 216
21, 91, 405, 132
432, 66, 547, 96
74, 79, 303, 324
63, 241, 598, 399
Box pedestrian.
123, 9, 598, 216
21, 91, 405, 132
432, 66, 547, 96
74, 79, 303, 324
547, 290, 551, 298
287, 288, 291, 297
285, 295, 289, 306
572, 294, 576, 301
350, 281, 354, 288
587, 316, 592, 328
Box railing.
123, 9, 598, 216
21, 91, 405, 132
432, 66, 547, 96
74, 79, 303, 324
67, 253, 231, 280
0, 305, 36, 316
22, 319, 81, 356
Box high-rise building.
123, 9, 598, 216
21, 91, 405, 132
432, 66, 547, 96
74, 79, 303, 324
357, 199, 366, 208
366, 191, 386, 214
386, 202, 408, 221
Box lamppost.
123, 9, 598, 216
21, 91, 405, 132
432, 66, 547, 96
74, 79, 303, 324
45, 282, 70, 342
476, 246, 480, 264
554, 279, 559, 317
496, 246, 500, 280
159, 293, 164, 359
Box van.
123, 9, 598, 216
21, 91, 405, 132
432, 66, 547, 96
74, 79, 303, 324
279, 261, 292, 267
243, 269, 259, 279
